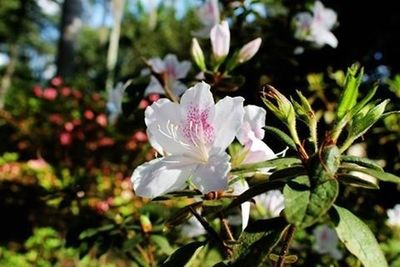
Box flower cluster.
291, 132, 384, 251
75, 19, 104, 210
131, 81, 278, 199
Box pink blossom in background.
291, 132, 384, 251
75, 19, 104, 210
51, 76, 63, 87
72, 90, 82, 99
64, 122, 74, 132
27, 158, 49, 170
138, 99, 150, 109
60, 87, 71, 97
148, 93, 160, 102
96, 114, 108, 127
49, 114, 64, 125
84, 110, 95, 120
33, 85, 43, 97
59, 132, 72, 146
42, 88, 58, 101
133, 131, 148, 142
98, 137, 115, 147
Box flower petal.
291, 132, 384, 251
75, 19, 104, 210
232, 179, 250, 231
237, 105, 266, 145
148, 57, 165, 73
144, 76, 165, 96
191, 152, 230, 193
180, 82, 215, 114
311, 26, 338, 48
243, 137, 276, 164
132, 156, 194, 199
145, 98, 188, 155
213, 96, 245, 152
210, 20, 230, 59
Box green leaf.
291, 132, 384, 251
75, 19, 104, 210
161, 241, 205, 267
337, 64, 363, 120
231, 157, 301, 175
332, 205, 388, 267
339, 166, 400, 184
150, 235, 174, 255
230, 217, 287, 267
340, 155, 383, 171
264, 126, 297, 151
337, 173, 379, 189
284, 175, 339, 228
269, 166, 307, 182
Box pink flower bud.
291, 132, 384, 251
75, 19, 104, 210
33, 85, 43, 97
210, 20, 230, 60
60, 87, 71, 97
96, 114, 108, 127
59, 132, 72, 146
51, 76, 63, 87
238, 38, 262, 63
84, 110, 95, 120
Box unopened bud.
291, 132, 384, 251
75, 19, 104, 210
191, 38, 206, 71
238, 38, 262, 63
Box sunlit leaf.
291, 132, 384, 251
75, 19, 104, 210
340, 155, 383, 171
332, 205, 388, 267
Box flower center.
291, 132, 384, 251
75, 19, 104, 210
181, 105, 214, 162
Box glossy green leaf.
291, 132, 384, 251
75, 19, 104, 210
340, 155, 383, 171
337, 173, 379, 189
161, 241, 205, 267
230, 217, 287, 267
337, 64, 363, 120
231, 157, 301, 175
339, 166, 400, 184
264, 126, 297, 151
332, 205, 388, 267
284, 175, 339, 228
269, 166, 307, 182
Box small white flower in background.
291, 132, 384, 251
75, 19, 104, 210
294, 1, 338, 48
254, 190, 285, 218
210, 20, 231, 61
387, 204, 400, 227
132, 82, 245, 198
313, 224, 343, 260
181, 217, 206, 238
237, 38, 262, 64
145, 54, 191, 97
106, 82, 126, 125
193, 0, 220, 38
236, 105, 276, 166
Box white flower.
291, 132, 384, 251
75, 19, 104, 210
254, 190, 285, 218
145, 54, 191, 96
181, 217, 206, 238
313, 224, 343, 260
294, 1, 338, 48
387, 204, 400, 227
210, 20, 230, 61
193, 0, 220, 38
238, 38, 262, 64
132, 82, 245, 198
236, 105, 276, 165
106, 82, 126, 124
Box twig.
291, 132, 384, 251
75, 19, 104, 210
275, 224, 296, 267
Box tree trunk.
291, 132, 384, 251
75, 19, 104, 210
56, 0, 83, 79
105, 0, 125, 92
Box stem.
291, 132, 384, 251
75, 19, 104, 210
162, 74, 179, 103
275, 224, 296, 267
310, 117, 318, 152
219, 212, 235, 242
339, 136, 355, 154
189, 207, 231, 257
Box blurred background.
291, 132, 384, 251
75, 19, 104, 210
0, 0, 400, 266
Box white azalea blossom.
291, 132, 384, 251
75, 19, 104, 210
145, 54, 191, 96
294, 1, 338, 48
193, 0, 220, 38
106, 82, 126, 125
254, 190, 285, 218
132, 82, 245, 198
313, 224, 343, 260
387, 204, 400, 227
210, 20, 230, 61
236, 105, 276, 165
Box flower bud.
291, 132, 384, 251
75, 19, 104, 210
191, 38, 206, 71
238, 37, 262, 63
210, 20, 230, 61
